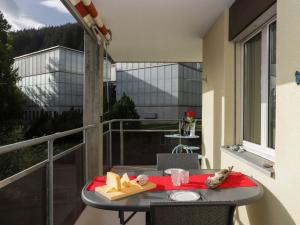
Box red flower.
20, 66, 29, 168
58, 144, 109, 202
186, 111, 195, 118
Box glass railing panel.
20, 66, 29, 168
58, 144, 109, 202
105, 119, 202, 166
123, 131, 179, 165
111, 132, 121, 165
53, 145, 84, 225
0, 143, 47, 181
119, 120, 179, 131
0, 166, 47, 225
138, 120, 179, 131
53, 133, 83, 156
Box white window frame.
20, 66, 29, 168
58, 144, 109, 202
240, 18, 276, 162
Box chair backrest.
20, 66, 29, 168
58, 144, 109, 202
156, 153, 199, 171
150, 202, 235, 225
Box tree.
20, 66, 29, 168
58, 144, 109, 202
105, 93, 140, 128
0, 11, 25, 139
107, 93, 139, 119
11, 23, 84, 57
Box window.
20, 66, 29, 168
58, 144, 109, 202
242, 20, 276, 161
268, 22, 276, 149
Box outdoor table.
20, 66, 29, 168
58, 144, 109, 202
164, 134, 201, 156
81, 169, 263, 225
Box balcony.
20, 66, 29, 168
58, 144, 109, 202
1, 0, 300, 224
0, 119, 201, 225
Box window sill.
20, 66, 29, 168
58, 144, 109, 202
221, 146, 275, 178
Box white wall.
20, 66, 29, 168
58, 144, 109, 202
202, 2, 300, 224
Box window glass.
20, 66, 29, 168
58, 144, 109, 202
268, 22, 276, 148
59, 72, 65, 83
243, 33, 262, 144
26, 58, 29, 75
78, 54, 83, 74
60, 49, 66, 72
54, 49, 59, 71
45, 52, 50, 73
29, 57, 33, 75
32, 55, 36, 75
41, 53, 46, 74
66, 51, 71, 72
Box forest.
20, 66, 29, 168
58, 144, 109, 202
11, 23, 84, 57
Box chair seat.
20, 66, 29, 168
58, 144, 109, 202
150, 203, 235, 225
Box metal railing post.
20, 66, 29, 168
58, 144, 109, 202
47, 139, 54, 225
83, 129, 88, 182
177, 119, 182, 144
109, 121, 112, 168
120, 121, 124, 165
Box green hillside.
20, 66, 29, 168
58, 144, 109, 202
11, 23, 84, 57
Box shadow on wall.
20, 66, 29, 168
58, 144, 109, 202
234, 186, 296, 225
201, 88, 223, 169
200, 139, 212, 169
20, 55, 83, 113
116, 66, 202, 119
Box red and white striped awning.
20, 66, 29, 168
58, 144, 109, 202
70, 0, 111, 42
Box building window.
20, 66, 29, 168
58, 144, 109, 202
243, 32, 261, 145
268, 22, 276, 149
242, 20, 276, 161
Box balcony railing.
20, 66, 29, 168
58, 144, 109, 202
102, 119, 202, 172
0, 125, 95, 225
0, 119, 201, 225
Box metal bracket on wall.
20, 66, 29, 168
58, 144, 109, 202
295, 71, 300, 85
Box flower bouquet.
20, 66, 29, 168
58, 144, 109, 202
185, 111, 196, 136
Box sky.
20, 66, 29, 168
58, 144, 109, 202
0, 0, 75, 31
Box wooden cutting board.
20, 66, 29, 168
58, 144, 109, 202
95, 181, 157, 200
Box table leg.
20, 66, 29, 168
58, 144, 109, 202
118, 210, 138, 225
118, 211, 124, 225
145, 212, 151, 225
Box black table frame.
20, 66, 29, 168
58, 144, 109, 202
81, 169, 263, 225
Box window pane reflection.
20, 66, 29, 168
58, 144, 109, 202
243, 33, 262, 144
268, 22, 276, 149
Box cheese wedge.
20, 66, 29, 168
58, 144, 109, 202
105, 186, 116, 193
106, 172, 121, 192
121, 173, 131, 188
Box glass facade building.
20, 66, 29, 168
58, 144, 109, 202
116, 63, 202, 119
14, 46, 84, 121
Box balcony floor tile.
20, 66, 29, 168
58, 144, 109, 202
75, 206, 146, 225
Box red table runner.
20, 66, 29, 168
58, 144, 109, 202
87, 172, 256, 191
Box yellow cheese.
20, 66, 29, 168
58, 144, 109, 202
105, 186, 116, 193
121, 173, 131, 188
106, 172, 121, 191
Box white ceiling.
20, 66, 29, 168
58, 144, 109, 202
93, 0, 234, 62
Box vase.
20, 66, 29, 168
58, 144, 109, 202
190, 122, 196, 136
